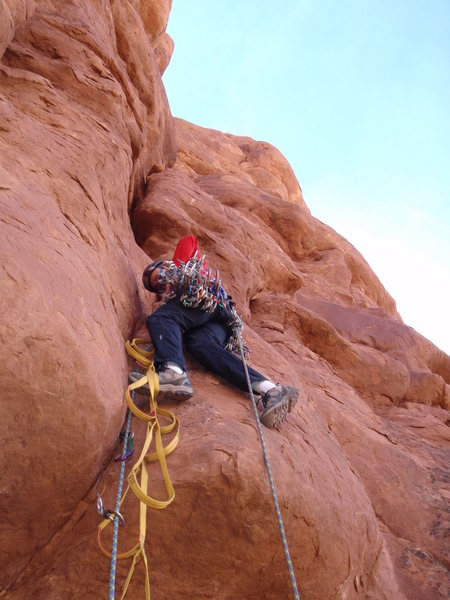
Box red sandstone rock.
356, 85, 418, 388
0, 0, 175, 590
0, 3, 449, 600
0, 0, 36, 59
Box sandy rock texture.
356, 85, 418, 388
0, 0, 175, 590
0, 0, 35, 59
1, 2, 449, 600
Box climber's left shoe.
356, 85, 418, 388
259, 384, 299, 428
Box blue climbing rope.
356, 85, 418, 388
108, 405, 133, 600
235, 329, 301, 600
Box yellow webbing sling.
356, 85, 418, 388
98, 339, 180, 599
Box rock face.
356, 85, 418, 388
0, 0, 175, 590
0, 3, 449, 600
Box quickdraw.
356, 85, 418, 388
96, 493, 125, 525
115, 431, 134, 462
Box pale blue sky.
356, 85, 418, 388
164, 1, 450, 354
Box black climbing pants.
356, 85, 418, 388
146, 300, 266, 392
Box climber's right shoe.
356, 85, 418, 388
260, 384, 299, 428
157, 368, 194, 401
128, 369, 193, 401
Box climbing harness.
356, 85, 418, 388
97, 339, 180, 599
235, 326, 301, 600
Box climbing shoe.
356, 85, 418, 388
129, 369, 193, 401
157, 368, 194, 401
260, 384, 299, 428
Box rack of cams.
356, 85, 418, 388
157, 253, 228, 312
156, 253, 247, 356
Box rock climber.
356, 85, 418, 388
130, 235, 299, 428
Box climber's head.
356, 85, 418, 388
142, 260, 166, 293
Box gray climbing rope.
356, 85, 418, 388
235, 328, 301, 600
108, 406, 133, 599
